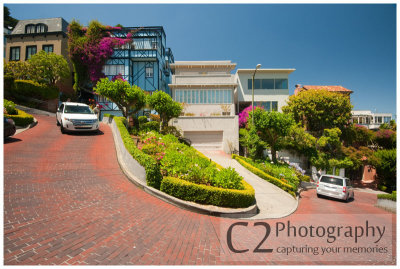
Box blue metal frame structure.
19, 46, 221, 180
97, 26, 174, 115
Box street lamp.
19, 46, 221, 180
252, 64, 262, 126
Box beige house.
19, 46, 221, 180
5, 17, 73, 95
169, 61, 239, 153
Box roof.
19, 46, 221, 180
170, 61, 237, 70
11, 17, 69, 35
295, 85, 353, 94
236, 69, 296, 74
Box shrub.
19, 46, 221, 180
113, 116, 162, 189
138, 116, 148, 125
372, 149, 396, 192
374, 129, 396, 149
4, 75, 15, 92
160, 177, 255, 208
4, 99, 17, 115
232, 154, 297, 197
214, 167, 244, 190
377, 191, 396, 201
6, 109, 34, 126
150, 114, 161, 122
12, 80, 59, 100
140, 121, 159, 133
161, 126, 182, 138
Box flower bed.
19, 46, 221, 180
232, 154, 297, 197
111, 116, 255, 208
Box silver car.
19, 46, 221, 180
316, 175, 354, 202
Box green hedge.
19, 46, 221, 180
113, 116, 163, 189
12, 80, 59, 100
160, 176, 255, 208
4, 99, 18, 115
232, 154, 297, 197
6, 109, 34, 127
377, 191, 396, 202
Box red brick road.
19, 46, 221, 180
4, 114, 396, 265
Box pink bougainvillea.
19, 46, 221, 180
112, 73, 126, 82
238, 105, 264, 128
68, 21, 133, 86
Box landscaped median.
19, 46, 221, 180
376, 191, 396, 213
4, 99, 35, 127
104, 114, 256, 212
232, 154, 297, 197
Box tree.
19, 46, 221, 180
250, 108, 295, 163
341, 124, 374, 148
283, 125, 318, 159
371, 149, 396, 192
4, 6, 18, 29
147, 91, 182, 130
4, 61, 30, 80
282, 89, 353, 136
374, 129, 396, 149
94, 78, 146, 119
28, 50, 70, 86
239, 127, 265, 160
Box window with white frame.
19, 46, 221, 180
103, 65, 125, 76
146, 67, 153, 78
174, 89, 232, 104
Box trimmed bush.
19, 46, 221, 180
113, 116, 163, 189
4, 99, 17, 115
140, 121, 159, 133
4, 75, 15, 92
12, 80, 59, 100
160, 176, 255, 208
377, 191, 396, 201
193, 147, 224, 170
6, 109, 34, 127
232, 154, 297, 197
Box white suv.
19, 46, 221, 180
56, 102, 99, 134
316, 174, 354, 202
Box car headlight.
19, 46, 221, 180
63, 117, 71, 121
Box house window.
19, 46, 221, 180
152, 41, 158, 49
248, 78, 289, 90
146, 67, 153, 78
36, 24, 47, 33
26, 45, 37, 60
25, 24, 35, 34
42, 44, 54, 53
375, 116, 383, 124
10, 47, 20, 61
174, 89, 232, 104
103, 65, 125, 76
272, 101, 278, 111
384, 116, 391, 123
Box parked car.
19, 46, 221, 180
316, 174, 354, 202
56, 102, 99, 134
4, 117, 16, 138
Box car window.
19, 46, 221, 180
346, 179, 352, 187
59, 104, 64, 111
320, 176, 344, 186
64, 105, 93, 114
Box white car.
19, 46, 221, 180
56, 102, 99, 134
316, 174, 355, 202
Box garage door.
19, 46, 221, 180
184, 131, 223, 150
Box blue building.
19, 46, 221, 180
97, 26, 174, 116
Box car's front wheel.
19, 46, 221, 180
60, 122, 66, 134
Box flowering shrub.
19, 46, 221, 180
238, 105, 263, 128
138, 135, 167, 162
375, 129, 396, 149
68, 20, 134, 90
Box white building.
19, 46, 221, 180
351, 110, 393, 130
235, 69, 295, 113
169, 61, 239, 153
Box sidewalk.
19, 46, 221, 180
198, 150, 299, 220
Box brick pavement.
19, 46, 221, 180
4, 114, 396, 265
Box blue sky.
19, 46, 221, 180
5, 4, 397, 116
